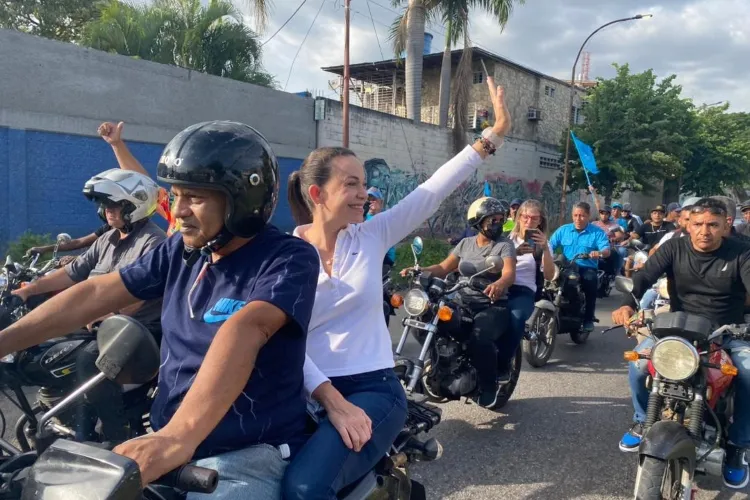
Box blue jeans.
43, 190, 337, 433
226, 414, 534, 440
640, 289, 659, 310
504, 285, 535, 363
187, 443, 288, 499
615, 246, 628, 275
629, 337, 750, 447
281, 369, 408, 499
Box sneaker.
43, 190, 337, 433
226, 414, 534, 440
724, 445, 749, 489
477, 386, 499, 409
497, 371, 512, 384
582, 321, 595, 333
619, 423, 644, 452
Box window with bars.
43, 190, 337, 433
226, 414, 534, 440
539, 156, 562, 170
473, 71, 484, 84
544, 85, 556, 97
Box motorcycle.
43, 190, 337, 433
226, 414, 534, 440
613, 277, 749, 500
522, 253, 594, 367
383, 272, 399, 327
624, 239, 650, 278
0, 315, 218, 500
393, 237, 522, 409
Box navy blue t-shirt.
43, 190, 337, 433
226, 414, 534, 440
119, 225, 319, 459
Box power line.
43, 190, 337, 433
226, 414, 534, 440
284, 0, 327, 91
365, 0, 385, 60
260, 0, 308, 47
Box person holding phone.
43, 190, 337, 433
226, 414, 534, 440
506, 200, 555, 374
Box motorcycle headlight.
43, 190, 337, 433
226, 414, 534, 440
651, 337, 699, 381
657, 278, 670, 299
404, 289, 430, 317
0, 353, 15, 363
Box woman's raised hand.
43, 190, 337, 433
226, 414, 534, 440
487, 76, 511, 137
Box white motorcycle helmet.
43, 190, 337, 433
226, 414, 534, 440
83, 169, 159, 232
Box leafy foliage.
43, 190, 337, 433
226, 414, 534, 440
681, 105, 750, 197
391, 237, 452, 288
2, 231, 54, 263
566, 64, 696, 201
81, 0, 276, 87
0, 0, 104, 42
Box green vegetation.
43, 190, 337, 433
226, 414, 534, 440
2, 231, 54, 263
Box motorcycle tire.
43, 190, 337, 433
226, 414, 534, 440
494, 346, 522, 410
634, 456, 686, 500
523, 310, 557, 368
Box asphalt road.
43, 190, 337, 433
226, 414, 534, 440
1, 292, 747, 498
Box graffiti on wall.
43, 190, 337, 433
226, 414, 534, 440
364, 158, 577, 237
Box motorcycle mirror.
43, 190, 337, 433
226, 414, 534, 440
411, 237, 423, 256
484, 256, 503, 272
22, 439, 141, 500
56, 233, 72, 245
614, 276, 634, 295
96, 315, 160, 385
629, 239, 644, 250
458, 260, 477, 277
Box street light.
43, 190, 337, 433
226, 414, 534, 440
558, 14, 653, 225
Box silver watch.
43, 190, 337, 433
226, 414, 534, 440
481, 128, 504, 148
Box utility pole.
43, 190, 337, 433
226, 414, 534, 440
343, 0, 351, 147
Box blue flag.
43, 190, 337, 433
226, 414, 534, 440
570, 131, 599, 175
483, 181, 491, 197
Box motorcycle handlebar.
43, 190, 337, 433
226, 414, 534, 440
154, 465, 218, 494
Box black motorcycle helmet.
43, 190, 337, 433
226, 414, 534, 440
157, 121, 279, 260
467, 197, 509, 228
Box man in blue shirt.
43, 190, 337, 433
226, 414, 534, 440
366, 187, 397, 275
549, 201, 611, 332
0, 122, 319, 498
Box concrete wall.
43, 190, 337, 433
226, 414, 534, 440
317, 99, 580, 236
0, 29, 317, 247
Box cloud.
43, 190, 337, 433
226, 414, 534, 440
259, 0, 749, 111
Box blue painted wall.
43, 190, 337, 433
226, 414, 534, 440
0, 127, 300, 249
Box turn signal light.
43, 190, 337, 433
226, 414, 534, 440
390, 294, 404, 308
721, 364, 739, 377
437, 306, 453, 322
624, 351, 640, 362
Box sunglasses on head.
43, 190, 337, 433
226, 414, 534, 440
690, 205, 727, 216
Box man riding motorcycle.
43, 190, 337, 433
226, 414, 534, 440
548, 202, 610, 333
11, 169, 166, 441
612, 197, 750, 489
592, 205, 626, 275
400, 197, 516, 408
0, 121, 320, 498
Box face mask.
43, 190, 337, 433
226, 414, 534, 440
481, 221, 504, 240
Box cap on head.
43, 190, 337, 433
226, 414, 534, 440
742, 200, 750, 213
367, 187, 384, 200
622, 203, 632, 212
510, 198, 523, 207
612, 202, 623, 209
600, 205, 612, 214
667, 202, 681, 213
652, 204, 666, 214
157, 120, 279, 240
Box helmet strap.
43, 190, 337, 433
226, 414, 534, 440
182, 226, 234, 266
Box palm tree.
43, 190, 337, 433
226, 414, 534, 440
391, 0, 523, 127
82, 0, 276, 87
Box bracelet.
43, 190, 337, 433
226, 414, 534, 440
481, 128, 505, 149
478, 137, 497, 156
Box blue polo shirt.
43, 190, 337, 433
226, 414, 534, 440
119, 225, 319, 459
549, 223, 610, 269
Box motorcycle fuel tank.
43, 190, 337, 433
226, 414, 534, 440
15, 337, 91, 389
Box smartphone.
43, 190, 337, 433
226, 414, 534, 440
524, 229, 538, 246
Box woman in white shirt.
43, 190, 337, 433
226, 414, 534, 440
505, 200, 555, 370
280, 77, 511, 499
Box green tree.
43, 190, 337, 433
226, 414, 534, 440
681, 105, 750, 197
566, 63, 696, 203
0, 0, 104, 42
82, 0, 276, 87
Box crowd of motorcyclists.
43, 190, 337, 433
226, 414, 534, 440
2, 68, 750, 499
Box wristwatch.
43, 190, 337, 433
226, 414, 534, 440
481, 128, 505, 149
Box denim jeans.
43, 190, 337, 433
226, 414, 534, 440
579, 267, 599, 323
187, 443, 288, 499
629, 337, 750, 448
281, 369, 408, 499
640, 289, 659, 310
615, 246, 628, 275
504, 285, 535, 363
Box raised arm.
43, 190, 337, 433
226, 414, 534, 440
99, 122, 149, 176
364, 78, 511, 249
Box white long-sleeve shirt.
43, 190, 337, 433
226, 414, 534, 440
294, 145, 486, 395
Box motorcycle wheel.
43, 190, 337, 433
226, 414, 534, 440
522, 310, 557, 368
494, 346, 522, 410
634, 456, 687, 500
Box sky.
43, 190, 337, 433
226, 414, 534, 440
245, 0, 749, 112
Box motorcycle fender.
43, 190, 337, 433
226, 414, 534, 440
639, 421, 696, 472
532, 300, 556, 313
